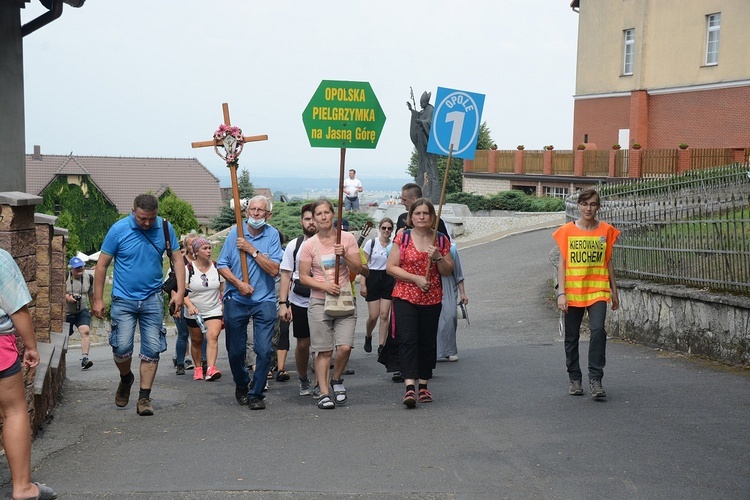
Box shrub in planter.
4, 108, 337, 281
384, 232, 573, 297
612, 144, 621, 150
632, 143, 642, 149
678, 143, 689, 149
577, 144, 586, 150
544, 145, 554, 151
516, 145, 525, 150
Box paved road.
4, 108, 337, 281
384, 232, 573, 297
2, 229, 749, 499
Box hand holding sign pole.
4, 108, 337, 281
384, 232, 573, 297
425, 87, 485, 279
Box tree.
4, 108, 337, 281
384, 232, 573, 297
158, 189, 199, 237
210, 168, 255, 232
238, 168, 254, 199
406, 121, 494, 196
36, 176, 120, 258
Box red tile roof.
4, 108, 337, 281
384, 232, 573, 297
26, 152, 223, 224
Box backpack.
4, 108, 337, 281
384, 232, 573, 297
400, 229, 449, 255
291, 237, 311, 297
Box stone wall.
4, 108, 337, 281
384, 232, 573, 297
463, 175, 511, 196
0, 192, 65, 440
607, 280, 750, 366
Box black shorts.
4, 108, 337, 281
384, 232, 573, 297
185, 315, 222, 329
66, 309, 91, 335
0, 357, 22, 379
364, 270, 395, 302
290, 303, 310, 339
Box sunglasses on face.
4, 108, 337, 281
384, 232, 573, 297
380, 226, 393, 231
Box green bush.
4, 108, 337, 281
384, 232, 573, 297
446, 190, 563, 213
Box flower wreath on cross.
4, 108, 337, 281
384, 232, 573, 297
213, 124, 244, 167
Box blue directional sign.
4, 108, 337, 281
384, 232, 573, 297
427, 87, 485, 160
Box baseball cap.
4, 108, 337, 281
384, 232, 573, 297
69, 257, 85, 268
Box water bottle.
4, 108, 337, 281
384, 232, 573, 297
196, 313, 207, 334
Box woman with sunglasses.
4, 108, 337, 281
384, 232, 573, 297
360, 217, 396, 355
553, 188, 620, 399
183, 237, 225, 381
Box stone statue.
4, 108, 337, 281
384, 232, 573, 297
407, 90, 440, 203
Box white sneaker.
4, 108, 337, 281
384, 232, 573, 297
447, 355, 459, 362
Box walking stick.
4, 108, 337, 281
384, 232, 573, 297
425, 144, 453, 280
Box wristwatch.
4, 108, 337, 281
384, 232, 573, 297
251, 250, 259, 258
278, 299, 290, 307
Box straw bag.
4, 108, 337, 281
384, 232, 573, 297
314, 237, 355, 317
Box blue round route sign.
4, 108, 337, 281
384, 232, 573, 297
427, 87, 485, 160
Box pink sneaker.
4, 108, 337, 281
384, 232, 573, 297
193, 366, 204, 380
205, 366, 222, 381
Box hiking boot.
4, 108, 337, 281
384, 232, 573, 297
248, 397, 266, 410
364, 336, 372, 353
175, 364, 186, 376
568, 379, 584, 396
115, 374, 134, 407
136, 397, 154, 416
589, 379, 607, 399
81, 357, 94, 370
299, 377, 312, 396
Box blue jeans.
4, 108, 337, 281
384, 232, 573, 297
109, 293, 167, 362
223, 295, 276, 399
564, 300, 608, 381
344, 196, 359, 211
174, 308, 189, 364
174, 307, 206, 364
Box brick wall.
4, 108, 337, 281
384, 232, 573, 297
573, 85, 750, 149
572, 95, 630, 148
648, 86, 750, 147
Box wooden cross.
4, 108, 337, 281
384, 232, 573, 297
192, 103, 268, 284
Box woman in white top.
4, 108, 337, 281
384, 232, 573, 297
183, 238, 225, 381
360, 217, 396, 355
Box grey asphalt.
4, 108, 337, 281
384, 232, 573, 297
2, 229, 748, 499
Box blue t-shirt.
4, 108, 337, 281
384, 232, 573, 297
0, 249, 32, 334
100, 214, 180, 301
217, 223, 282, 305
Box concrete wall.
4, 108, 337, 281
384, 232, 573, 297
607, 280, 750, 366
0, 4, 26, 192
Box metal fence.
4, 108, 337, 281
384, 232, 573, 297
565, 163, 750, 294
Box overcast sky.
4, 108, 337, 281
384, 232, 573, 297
21, 0, 580, 186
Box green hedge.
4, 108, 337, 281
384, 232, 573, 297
445, 190, 564, 212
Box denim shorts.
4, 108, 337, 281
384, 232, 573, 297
109, 293, 167, 362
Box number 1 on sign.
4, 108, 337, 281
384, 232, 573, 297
445, 110, 465, 151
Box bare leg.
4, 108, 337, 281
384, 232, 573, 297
315, 350, 332, 396
188, 326, 203, 367
79, 324, 91, 356
365, 300, 379, 339
139, 359, 158, 390
205, 319, 222, 367
295, 338, 310, 378
0, 372, 40, 500
378, 299, 392, 347
332, 345, 352, 381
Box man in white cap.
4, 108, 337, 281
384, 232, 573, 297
65, 256, 95, 369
